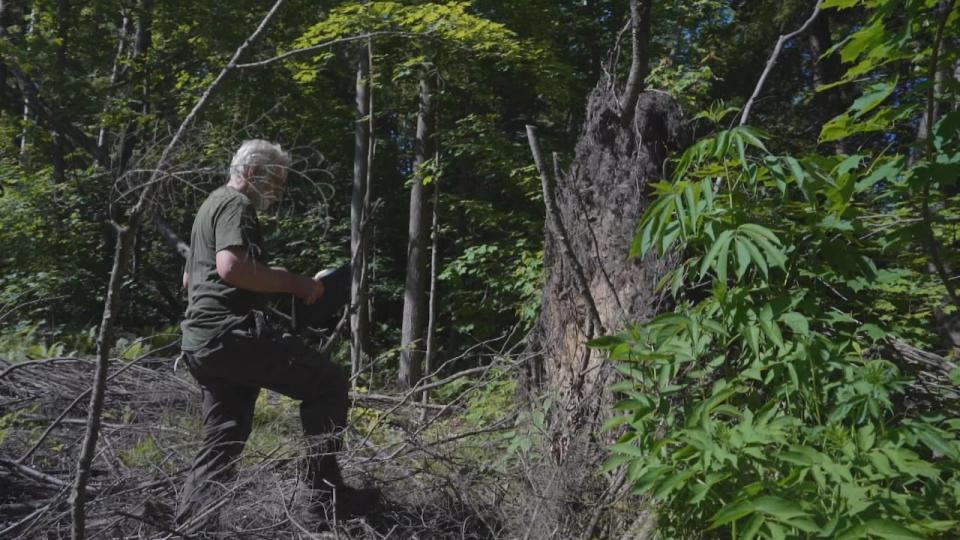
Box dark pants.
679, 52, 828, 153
175, 330, 349, 530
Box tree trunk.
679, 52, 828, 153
98, 11, 130, 149
116, 0, 152, 172
522, 80, 687, 536
619, 0, 653, 122
51, 0, 69, 183
18, 5, 33, 166
421, 162, 440, 414
806, 11, 847, 152
350, 41, 372, 382
399, 73, 433, 388
69, 225, 135, 540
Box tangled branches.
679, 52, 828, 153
0, 343, 539, 539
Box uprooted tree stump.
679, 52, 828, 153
523, 79, 689, 537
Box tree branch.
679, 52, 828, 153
741, 0, 824, 126
234, 31, 407, 70
619, 0, 653, 123
526, 125, 605, 335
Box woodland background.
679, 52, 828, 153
1, 0, 960, 538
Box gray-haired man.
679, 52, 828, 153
177, 140, 377, 532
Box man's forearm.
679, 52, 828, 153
216, 247, 323, 303
222, 256, 299, 294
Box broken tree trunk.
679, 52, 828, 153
523, 79, 687, 536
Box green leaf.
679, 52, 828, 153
588, 335, 624, 348
735, 238, 751, 280
822, 0, 861, 8
738, 223, 782, 245
717, 231, 732, 284
780, 312, 809, 337
709, 500, 754, 528
750, 234, 787, 268
699, 229, 735, 281
740, 237, 768, 278
848, 81, 896, 119
653, 469, 696, 500
758, 304, 784, 349
837, 520, 923, 540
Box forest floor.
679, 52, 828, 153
0, 347, 537, 539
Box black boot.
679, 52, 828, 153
298, 484, 381, 528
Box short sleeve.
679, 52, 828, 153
214, 198, 263, 258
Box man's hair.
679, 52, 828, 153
228, 139, 292, 185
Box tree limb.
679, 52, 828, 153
234, 31, 406, 70
619, 0, 653, 123
740, 0, 824, 126
526, 125, 605, 335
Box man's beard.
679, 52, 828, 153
249, 189, 277, 212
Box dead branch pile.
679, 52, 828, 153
0, 349, 531, 539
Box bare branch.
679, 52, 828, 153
741, 0, 824, 125
234, 31, 406, 70
525, 125, 605, 335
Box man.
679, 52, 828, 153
177, 139, 376, 532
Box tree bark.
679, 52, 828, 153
399, 73, 433, 388
351, 40, 372, 382
116, 0, 153, 173
523, 81, 687, 536
806, 10, 847, 152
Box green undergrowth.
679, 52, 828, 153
597, 2, 960, 534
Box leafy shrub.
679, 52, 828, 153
600, 3, 960, 537
599, 119, 960, 538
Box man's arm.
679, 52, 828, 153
216, 246, 324, 304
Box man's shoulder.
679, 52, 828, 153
199, 186, 252, 216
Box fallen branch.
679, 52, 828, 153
19, 343, 181, 464
0, 356, 90, 381
0, 458, 94, 493
351, 391, 454, 412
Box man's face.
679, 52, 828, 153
252, 169, 287, 211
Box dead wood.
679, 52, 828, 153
523, 76, 688, 537
0, 347, 525, 539
740, 0, 824, 126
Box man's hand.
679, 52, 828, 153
294, 275, 324, 305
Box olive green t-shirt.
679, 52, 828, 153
181, 186, 269, 351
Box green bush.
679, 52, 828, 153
600, 3, 960, 536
